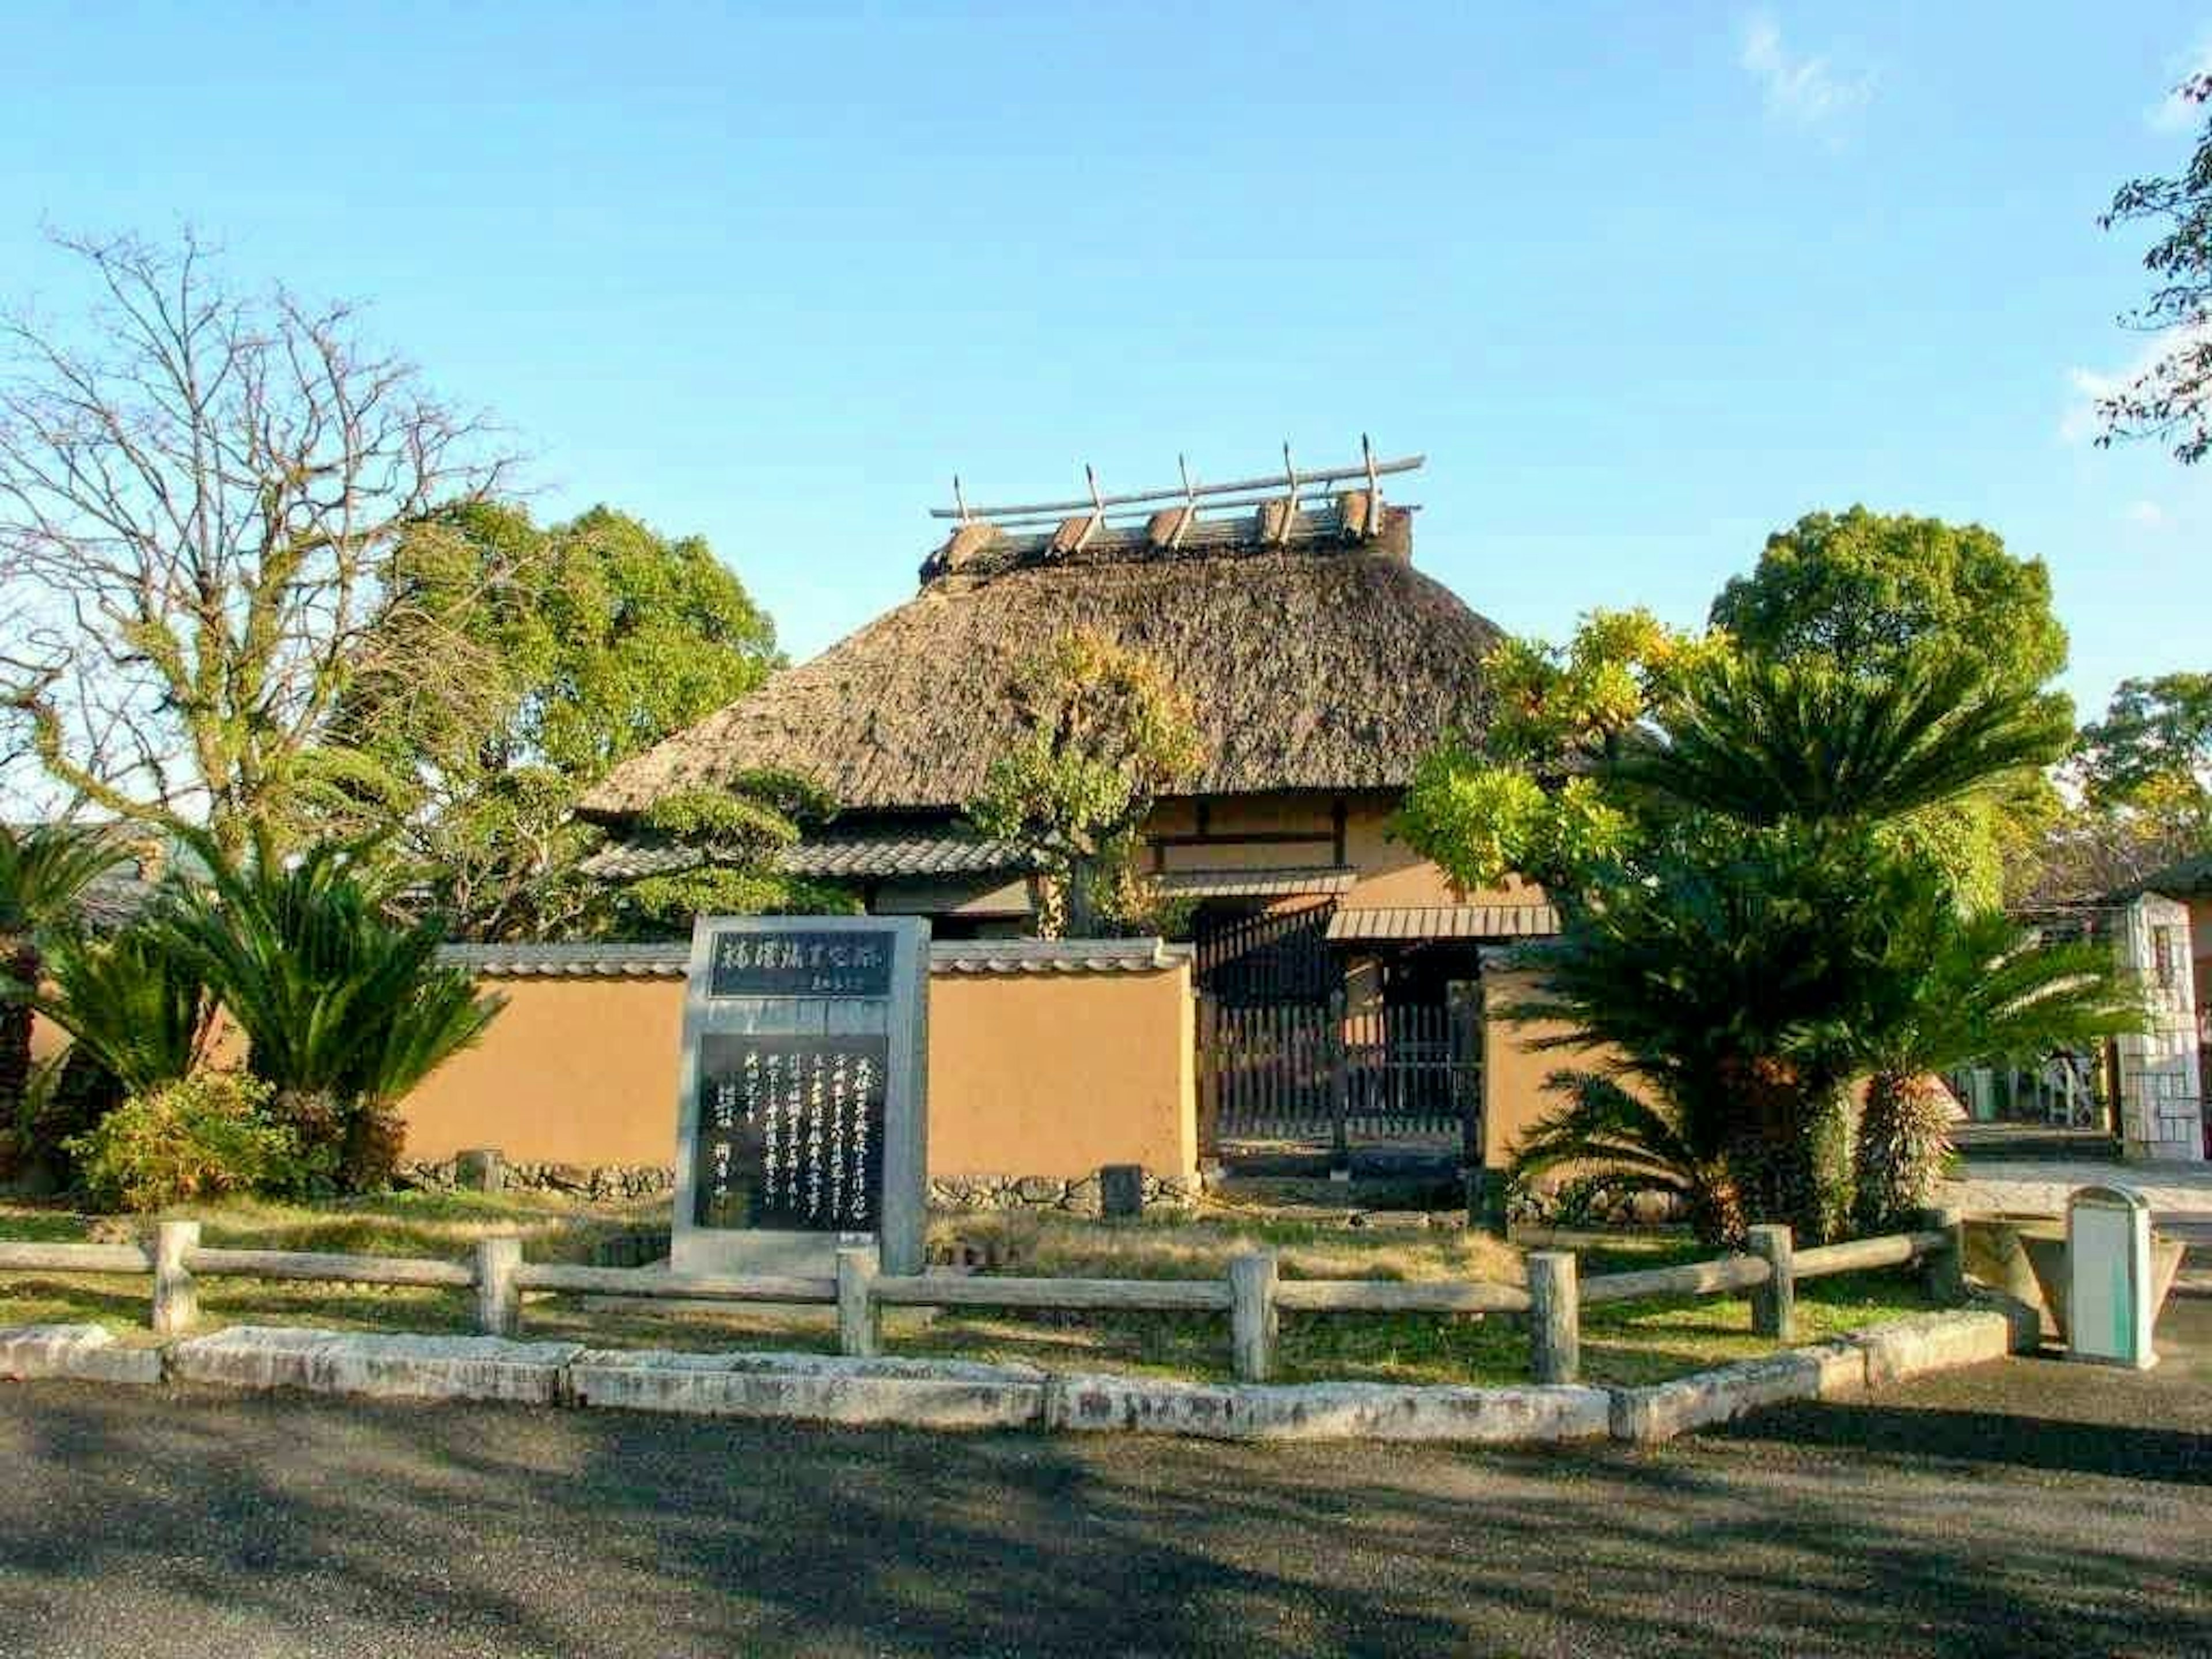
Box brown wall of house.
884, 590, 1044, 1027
394, 960, 1199, 1181
1144, 789, 1543, 914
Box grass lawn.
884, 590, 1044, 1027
0, 1194, 1940, 1388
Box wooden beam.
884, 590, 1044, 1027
931, 453, 1425, 520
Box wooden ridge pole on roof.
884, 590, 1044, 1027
930, 449, 1425, 520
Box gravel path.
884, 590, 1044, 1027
0, 1302, 2205, 1658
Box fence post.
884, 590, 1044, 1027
1196, 994, 1220, 1174
838, 1246, 881, 1358
1528, 1250, 1579, 1384
1747, 1224, 1796, 1342
151, 1219, 200, 1337
474, 1235, 522, 1338
1916, 1205, 1967, 1303
1229, 1249, 1279, 1382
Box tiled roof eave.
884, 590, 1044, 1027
438, 937, 1188, 979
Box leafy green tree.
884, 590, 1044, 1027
2099, 75, 2212, 463
2074, 672, 2212, 842
969, 629, 1202, 938
1397, 609, 1726, 891
603, 773, 856, 938
22, 925, 214, 1094
1708, 507, 2073, 903
1709, 507, 2068, 696
152, 836, 505, 1189
0, 823, 127, 1151
305, 502, 783, 940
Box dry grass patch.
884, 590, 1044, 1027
931, 1206, 1524, 1285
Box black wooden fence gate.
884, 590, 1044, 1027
1196, 992, 1483, 1165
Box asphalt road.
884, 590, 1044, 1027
0, 1306, 2207, 1659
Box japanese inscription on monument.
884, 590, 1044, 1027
672, 915, 929, 1277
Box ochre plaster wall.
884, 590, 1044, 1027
395, 962, 1199, 1181
399, 978, 688, 1167
1480, 968, 1602, 1169
926, 961, 1196, 1180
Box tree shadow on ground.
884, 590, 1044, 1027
0, 1380, 2208, 1658
1715, 1397, 2211, 1486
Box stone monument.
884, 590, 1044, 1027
671, 915, 929, 1277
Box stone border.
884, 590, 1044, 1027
0, 1301, 2035, 1446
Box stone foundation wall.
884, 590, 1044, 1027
401, 1158, 1204, 1217
1507, 1176, 1684, 1229
929, 1171, 1203, 1216
400, 1159, 676, 1203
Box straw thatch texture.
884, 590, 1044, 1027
582, 548, 1502, 819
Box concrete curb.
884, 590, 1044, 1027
566, 1349, 1049, 1429
0, 1324, 162, 1387
1047, 1373, 1613, 1441
1609, 1340, 1865, 1444
166, 1327, 583, 1406
0, 1305, 2032, 1445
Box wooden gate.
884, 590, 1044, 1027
1194, 903, 1336, 1006
1198, 991, 1483, 1162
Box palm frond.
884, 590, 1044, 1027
0, 822, 131, 937
1615, 655, 2071, 828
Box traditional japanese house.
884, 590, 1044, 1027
581, 450, 1558, 1153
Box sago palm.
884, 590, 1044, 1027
27, 926, 217, 1097
153, 835, 506, 1188
0, 823, 130, 1149
1841, 888, 2144, 1229
1506, 835, 1901, 1245
1613, 653, 2073, 829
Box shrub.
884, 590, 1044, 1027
65, 1071, 320, 1213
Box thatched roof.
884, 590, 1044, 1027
582, 511, 1502, 819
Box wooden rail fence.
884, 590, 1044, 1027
0, 1210, 1965, 1387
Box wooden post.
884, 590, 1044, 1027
1528, 1250, 1579, 1384
1916, 1205, 1967, 1302
1196, 994, 1221, 1173
151, 1219, 200, 1337
474, 1235, 522, 1338
1747, 1223, 1796, 1342
1328, 990, 1350, 1180
1229, 1249, 1279, 1382
837, 1246, 882, 1358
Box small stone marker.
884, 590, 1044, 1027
672, 915, 930, 1278
1099, 1164, 1145, 1220
455, 1147, 505, 1195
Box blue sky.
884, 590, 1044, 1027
4, 2, 2208, 718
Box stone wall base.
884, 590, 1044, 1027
929, 1171, 1203, 1216
400, 1160, 675, 1202
399, 1160, 1205, 1216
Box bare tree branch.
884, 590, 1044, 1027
0, 229, 515, 852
